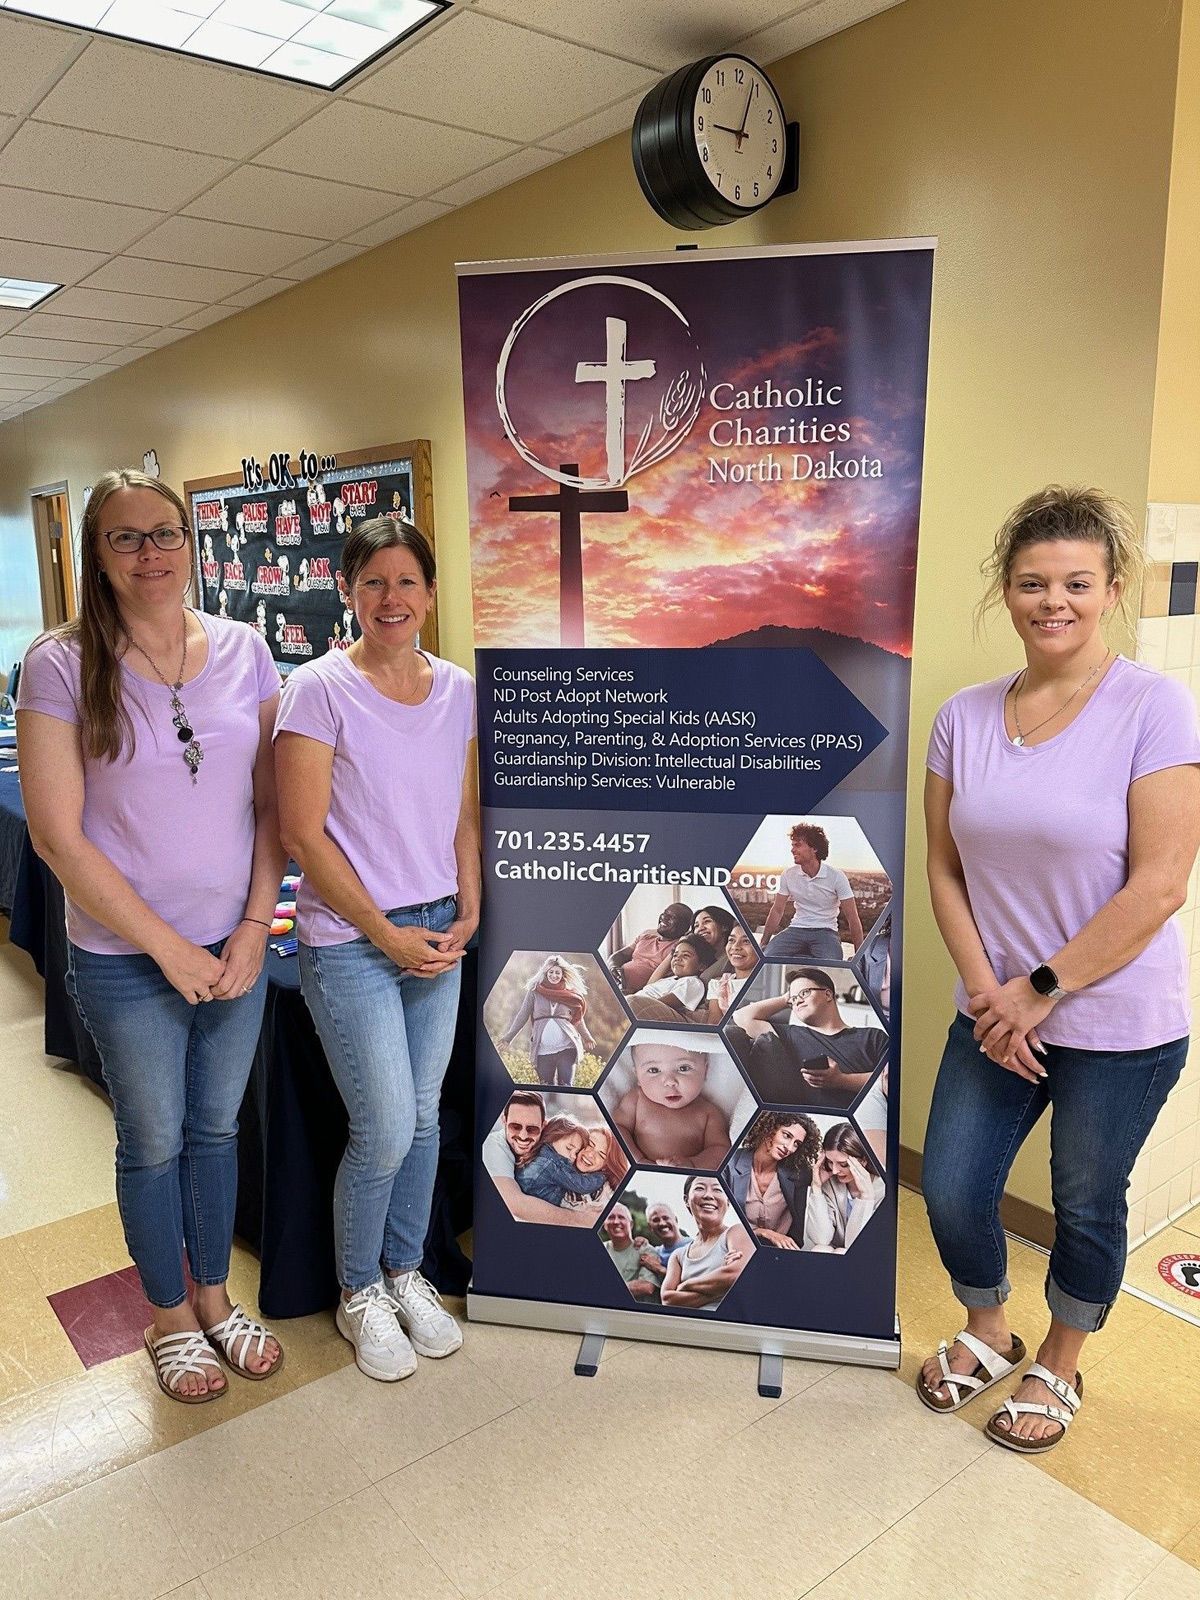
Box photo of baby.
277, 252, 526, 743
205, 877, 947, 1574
597, 1029, 755, 1171
483, 950, 628, 1089
600, 1170, 757, 1312
481, 1090, 630, 1228
729, 816, 892, 962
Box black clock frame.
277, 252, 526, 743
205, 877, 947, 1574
632, 54, 800, 231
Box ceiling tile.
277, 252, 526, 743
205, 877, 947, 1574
0, 237, 108, 286
275, 241, 363, 281
17, 311, 158, 345
0, 185, 165, 253
0, 332, 121, 362
36, 378, 88, 394
430, 145, 558, 208
171, 304, 239, 330
0, 379, 47, 396
0, 122, 234, 211
475, 0, 800, 71
131, 325, 193, 347
0, 353, 86, 377
255, 101, 515, 196
34, 39, 323, 161
49, 286, 206, 323
129, 215, 315, 277
221, 277, 296, 308
343, 198, 451, 250
74, 361, 121, 379
0, 113, 14, 140
542, 88, 646, 154
351, 11, 653, 143
738, 0, 906, 61
0, 15, 84, 117
81, 257, 257, 300
187, 166, 400, 237
92, 346, 153, 368
0, 309, 29, 334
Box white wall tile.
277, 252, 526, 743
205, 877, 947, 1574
1166, 613, 1196, 669
1146, 501, 1179, 562
1138, 615, 1169, 669
1174, 503, 1200, 564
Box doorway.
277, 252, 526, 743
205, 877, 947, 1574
31, 485, 76, 629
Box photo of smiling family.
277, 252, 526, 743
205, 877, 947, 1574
597, 1029, 756, 1171
482, 950, 629, 1089
600, 1172, 757, 1312
726, 963, 888, 1112
726, 1110, 887, 1253
602, 887, 759, 1024
481, 1089, 631, 1227
728, 815, 892, 962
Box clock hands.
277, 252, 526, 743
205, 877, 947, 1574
712, 85, 757, 152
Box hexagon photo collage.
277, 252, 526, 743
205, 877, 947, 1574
480, 815, 893, 1315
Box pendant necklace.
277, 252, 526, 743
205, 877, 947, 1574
127, 621, 204, 780
1011, 649, 1110, 747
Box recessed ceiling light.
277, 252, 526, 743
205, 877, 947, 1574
0, 277, 61, 309
0, 0, 445, 89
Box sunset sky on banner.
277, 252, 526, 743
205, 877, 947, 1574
458, 249, 932, 656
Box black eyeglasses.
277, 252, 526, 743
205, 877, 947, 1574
104, 526, 188, 553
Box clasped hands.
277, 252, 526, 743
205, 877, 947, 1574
967, 977, 1056, 1082
384, 909, 477, 979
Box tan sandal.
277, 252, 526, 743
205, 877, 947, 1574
144, 1327, 227, 1404
916, 1329, 1026, 1413
985, 1364, 1082, 1453
203, 1303, 284, 1381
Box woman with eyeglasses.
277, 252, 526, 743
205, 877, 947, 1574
17, 468, 285, 1404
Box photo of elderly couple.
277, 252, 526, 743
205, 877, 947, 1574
481, 1089, 630, 1227
597, 1028, 756, 1171
729, 816, 892, 963
727, 962, 888, 1111
602, 887, 758, 1024
600, 1171, 756, 1313
482, 950, 629, 1089
725, 1110, 887, 1253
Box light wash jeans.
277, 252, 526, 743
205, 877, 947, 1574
922, 1012, 1188, 1331
299, 896, 461, 1292
67, 941, 268, 1308
762, 926, 844, 961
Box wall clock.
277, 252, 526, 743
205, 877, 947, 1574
632, 54, 800, 230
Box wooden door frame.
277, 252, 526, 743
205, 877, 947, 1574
30, 481, 77, 625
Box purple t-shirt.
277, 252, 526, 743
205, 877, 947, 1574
273, 649, 476, 946
18, 612, 278, 955
927, 655, 1200, 1050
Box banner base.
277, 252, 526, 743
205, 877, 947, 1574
467, 1289, 901, 1370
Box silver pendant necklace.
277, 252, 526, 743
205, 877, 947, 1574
127, 620, 203, 781
1011, 649, 1110, 747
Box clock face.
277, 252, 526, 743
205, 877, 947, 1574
692, 57, 786, 210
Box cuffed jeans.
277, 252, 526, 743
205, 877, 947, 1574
763, 926, 844, 961
299, 897, 461, 1292
923, 1011, 1187, 1332
67, 941, 268, 1309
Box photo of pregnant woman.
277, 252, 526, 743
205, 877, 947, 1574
483, 950, 629, 1089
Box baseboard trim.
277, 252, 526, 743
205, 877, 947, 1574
899, 1144, 1056, 1251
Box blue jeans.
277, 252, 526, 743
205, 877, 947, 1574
299, 897, 462, 1292
763, 925, 844, 961
67, 942, 268, 1309
922, 1012, 1187, 1331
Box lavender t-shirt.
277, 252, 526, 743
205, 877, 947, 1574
927, 656, 1200, 1050
18, 612, 278, 955
273, 649, 476, 946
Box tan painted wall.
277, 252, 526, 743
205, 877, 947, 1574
0, 0, 1185, 1206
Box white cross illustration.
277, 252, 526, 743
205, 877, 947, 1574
575, 316, 656, 485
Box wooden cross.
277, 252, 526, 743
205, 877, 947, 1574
509, 463, 629, 646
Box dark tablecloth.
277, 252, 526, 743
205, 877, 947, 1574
2, 776, 475, 1317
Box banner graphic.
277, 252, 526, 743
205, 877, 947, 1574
459, 242, 934, 1355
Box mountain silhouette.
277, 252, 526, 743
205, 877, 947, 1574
708, 624, 911, 792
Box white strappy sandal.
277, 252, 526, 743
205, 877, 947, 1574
203, 1303, 284, 1381
916, 1328, 1027, 1413
986, 1362, 1083, 1453
144, 1327, 227, 1404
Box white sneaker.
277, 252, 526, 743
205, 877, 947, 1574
382, 1271, 463, 1358
336, 1282, 417, 1382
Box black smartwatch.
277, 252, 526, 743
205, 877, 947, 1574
1029, 964, 1066, 1000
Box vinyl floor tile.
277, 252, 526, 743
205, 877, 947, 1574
0, 1237, 85, 1403
92, 1343, 292, 1456
1130, 1553, 1200, 1597
48, 1264, 154, 1369
1123, 1225, 1200, 1306
1174, 1520, 1200, 1572
15, 1203, 132, 1296
0, 1371, 143, 1522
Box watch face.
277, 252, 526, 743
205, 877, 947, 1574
692, 57, 785, 210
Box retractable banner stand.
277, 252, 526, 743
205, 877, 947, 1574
458, 241, 934, 1368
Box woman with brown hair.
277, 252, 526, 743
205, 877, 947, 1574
724, 1110, 821, 1249
17, 468, 285, 1403
803, 1122, 884, 1252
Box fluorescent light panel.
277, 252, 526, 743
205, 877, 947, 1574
0, 277, 61, 308
1, 0, 444, 89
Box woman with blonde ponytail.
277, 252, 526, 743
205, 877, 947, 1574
17, 468, 286, 1402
